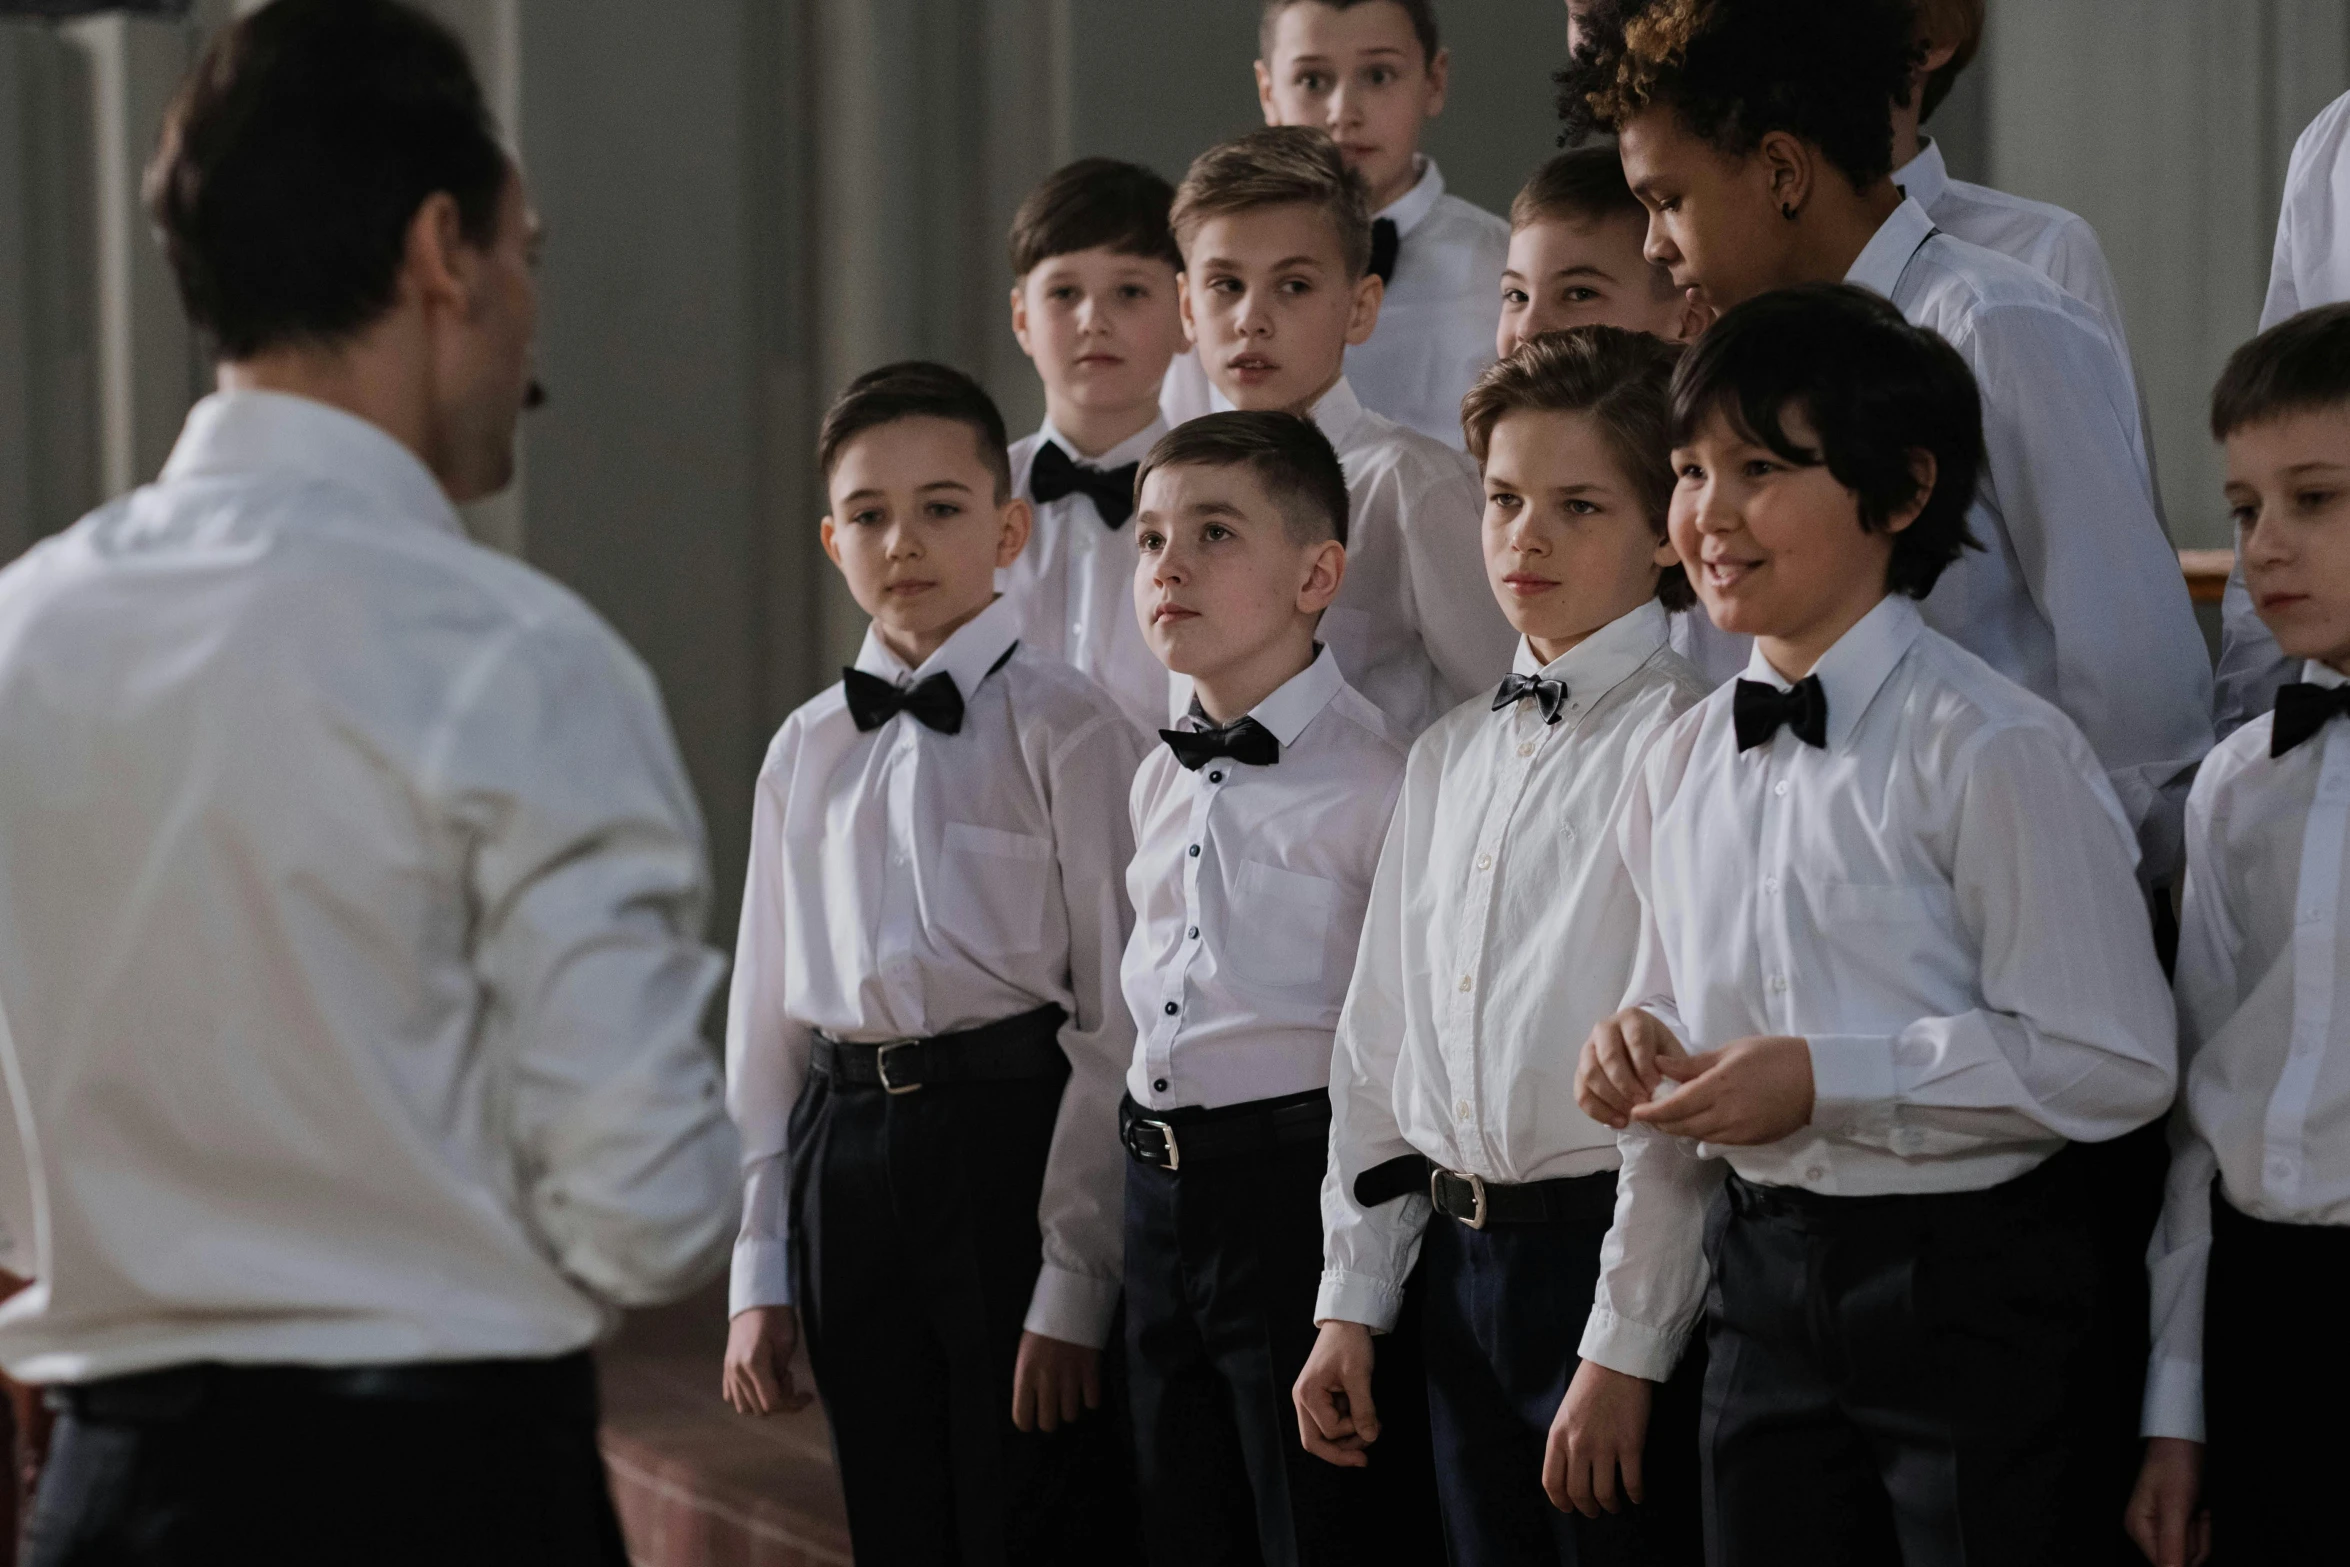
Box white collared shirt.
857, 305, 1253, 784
1845, 198, 2213, 878
1342, 158, 1510, 452
2144, 660, 2350, 1441
1581, 597, 2178, 1380
1316, 604, 1707, 1332
0, 390, 737, 1383
1124, 646, 1406, 1111
1004, 417, 1171, 735
725, 596, 1145, 1347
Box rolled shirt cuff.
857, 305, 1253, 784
728, 1233, 793, 1318
2140, 1354, 2206, 1443
1314, 1269, 1406, 1335
1023, 1262, 1121, 1350
1576, 1302, 1686, 1384
1805, 1034, 1899, 1133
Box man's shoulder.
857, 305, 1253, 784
1339, 404, 1478, 491
1423, 192, 1510, 253
1000, 644, 1144, 744
1903, 627, 2114, 781
1915, 228, 2112, 342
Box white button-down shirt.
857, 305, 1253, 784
1846, 198, 2213, 877
1004, 418, 1171, 735
725, 596, 1144, 1347
0, 390, 737, 1383
1580, 597, 2178, 1380
1316, 605, 1707, 1332
1124, 647, 1405, 1111
1342, 158, 1509, 452
2143, 660, 2350, 1441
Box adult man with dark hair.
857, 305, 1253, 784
0, 3, 737, 1562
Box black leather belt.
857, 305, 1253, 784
56, 1350, 600, 1423
1355, 1153, 1617, 1230
1120, 1089, 1330, 1171
813, 1003, 1067, 1094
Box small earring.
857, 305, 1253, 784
1780, 203, 1798, 220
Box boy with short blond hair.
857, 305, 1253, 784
1171, 125, 1514, 739
723, 361, 1145, 1564
1296, 326, 1708, 1566
1004, 157, 1188, 734
1254, 0, 1508, 450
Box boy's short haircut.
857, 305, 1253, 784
1555, 0, 1915, 191
1259, 0, 1440, 66
146, 0, 509, 361
2210, 303, 2350, 442
1171, 128, 1375, 282
1137, 410, 1351, 548
1008, 158, 1182, 277
818, 361, 1013, 503
1509, 147, 1645, 233
1670, 282, 1982, 600
1462, 327, 1695, 612
1912, 0, 1984, 122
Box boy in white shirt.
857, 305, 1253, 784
720, 362, 1146, 1566
2130, 305, 2350, 1567
1293, 326, 1708, 1566
1568, 285, 2177, 1566
1120, 410, 1438, 1565
1172, 126, 1515, 739
1004, 158, 1189, 734
1254, 0, 1508, 449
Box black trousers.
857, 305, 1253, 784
2204, 1186, 2350, 1562
24, 1352, 624, 1566
1701, 1165, 2095, 1567
1421, 1173, 1706, 1567
1124, 1129, 1443, 1567
2058, 1124, 2172, 1565
790, 1058, 1136, 1567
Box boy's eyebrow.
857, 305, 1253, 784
1183, 500, 1252, 522
2277, 459, 2350, 477
1194, 252, 1328, 274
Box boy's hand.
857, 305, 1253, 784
1011, 1331, 1101, 1433
1293, 1320, 1380, 1467
1544, 1359, 1651, 1516
722, 1305, 815, 1417
1631, 1035, 1814, 1145
2125, 1437, 2211, 1567
1578, 1009, 1687, 1128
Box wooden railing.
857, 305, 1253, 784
2180, 549, 2233, 605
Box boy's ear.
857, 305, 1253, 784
996, 495, 1035, 570
1296, 537, 1348, 615
1254, 58, 1278, 125
1885, 449, 1938, 535
1346, 271, 1384, 347
819, 515, 843, 568
1757, 130, 1814, 222
1651, 531, 1682, 571
1423, 46, 1450, 117
1009, 282, 1033, 357
1178, 273, 1199, 348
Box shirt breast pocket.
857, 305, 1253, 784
938, 822, 1054, 958
1228, 859, 1339, 989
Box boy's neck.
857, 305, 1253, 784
1044, 393, 1161, 461
1367, 151, 1425, 214
1889, 103, 1925, 175
1190, 632, 1319, 727
873, 594, 997, 673
1756, 589, 1891, 685
1789, 178, 1907, 290
1525, 592, 1648, 667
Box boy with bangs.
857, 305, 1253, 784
1295, 326, 1708, 1567
1498, 149, 1701, 358
1252, 0, 1508, 452
1004, 158, 1189, 734
1567, 285, 2176, 1566
1171, 125, 1513, 740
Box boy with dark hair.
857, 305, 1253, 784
1296, 326, 1708, 1567
1568, 284, 2177, 1567
2130, 303, 2350, 1567
1171, 126, 1513, 739
1255, 0, 1509, 450
1120, 409, 1440, 1564
1499, 150, 1699, 355
722, 361, 1145, 1565
1004, 157, 1189, 734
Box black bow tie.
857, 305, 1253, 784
1160, 716, 1281, 770
1493, 673, 1569, 726
843, 668, 965, 735
1030, 440, 1139, 528
1733, 676, 1829, 752
1369, 217, 1399, 287
2272, 681, 2350, 757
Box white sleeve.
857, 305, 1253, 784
2260, 153, 2303, 331
1400, 452, 1517, 714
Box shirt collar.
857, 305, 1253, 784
1036, 413, 1166, 470
1376, 156, 1445, 237
1308, 376, 1369, 449
1740, 595, 1923, 752
1892, 137, 1950, 213
159, 390, 466, 540
1843, 197, 1938, 300
1511, 599, 1672, 697
2304, 659, 2350, 690
1220, 643, 1345, 748
852, 593, 1024, 700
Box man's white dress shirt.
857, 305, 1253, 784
2143, 661, 2350, 1442
725, 596, 1145, 1348
1845, 198, 2213, 877
0, 390, 737, 1383
1004, 418, 1170, 735
1343, 158, 1509, 452
1317, 605, 1707, 1332
1580, 597, 2178, 1380
1124, 646, 1405, 1112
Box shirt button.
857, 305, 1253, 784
1475, 854, 1493, 871
1518, 742, 1535, 758
1208, 771, 1223, 783
1455, 1100, 1471, 1121
1805, 1166, 1826, 1183
1458, 974, 1474, 992
1153, 1078, 1168, 1093
1188, 926, 1200, 940
1762, 877, 1780, 896
1769, 973, 1788, 993
1188, 844, 1200, 857
1773, 780, 1790, 798
1163, 1001, 1179, 1016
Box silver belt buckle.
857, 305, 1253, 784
1434, 1167, 1488, 1230
1142, 1118, 1181, 1171
875, 1041, 923, 1095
